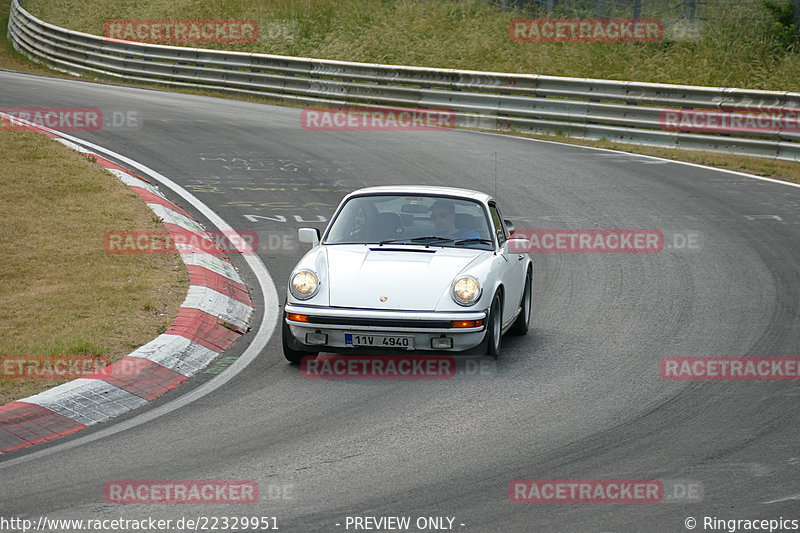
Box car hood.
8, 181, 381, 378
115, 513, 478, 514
325, 245, 486, 310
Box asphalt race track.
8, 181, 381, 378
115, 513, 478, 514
1, 69, 799, 532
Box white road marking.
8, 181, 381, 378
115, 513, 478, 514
762, 493, 800, 504
744, 215, 783, 221
470, 130, 800, 190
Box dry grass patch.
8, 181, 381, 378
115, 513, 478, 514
0, 130, 188, 404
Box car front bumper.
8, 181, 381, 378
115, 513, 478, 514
284, 303, 488, 352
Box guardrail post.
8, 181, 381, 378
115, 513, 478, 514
685, 0, 697, 23
633, 0, 642, 18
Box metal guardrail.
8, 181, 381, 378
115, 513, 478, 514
7, 0, 800, 161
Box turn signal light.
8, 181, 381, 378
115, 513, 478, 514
451, 319, 484, 328
286, 312, 310, 322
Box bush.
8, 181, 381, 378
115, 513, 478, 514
763, 0, 800, 51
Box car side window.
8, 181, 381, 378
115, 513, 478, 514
488, 203, 507, 246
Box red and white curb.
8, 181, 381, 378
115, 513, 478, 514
0, 117, 254, 453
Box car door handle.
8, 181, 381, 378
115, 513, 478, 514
517, 255, 524, 260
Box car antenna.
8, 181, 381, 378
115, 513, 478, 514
494, 151, 498, 198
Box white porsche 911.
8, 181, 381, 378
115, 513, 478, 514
282, 185, 532, 363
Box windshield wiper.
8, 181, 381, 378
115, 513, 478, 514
409, 236, 453, 243
408, 236, 454, 247
454, 238, 493, 246
376, 236, 453, 247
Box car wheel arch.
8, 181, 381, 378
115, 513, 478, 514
491, 283, 504, 307
485, 289, 504, 358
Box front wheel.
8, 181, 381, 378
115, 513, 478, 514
282, 319, 318, 364
485, 292, 503, 359
509, 271, 532, 336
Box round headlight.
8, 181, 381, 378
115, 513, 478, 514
290, 270, 319, 299
452, 276, 481, 306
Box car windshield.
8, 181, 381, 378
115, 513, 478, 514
323, 194, 494, 250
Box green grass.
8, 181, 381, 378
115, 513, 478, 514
1, 0, 68, 75
20, 0, 800, 91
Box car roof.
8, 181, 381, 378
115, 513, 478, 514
345, 185, 495, 204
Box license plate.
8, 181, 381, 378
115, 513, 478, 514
345, 334, 415, 350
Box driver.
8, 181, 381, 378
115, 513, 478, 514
430, 200, 480, 241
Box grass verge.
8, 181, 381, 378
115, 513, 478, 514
0, 0, 62, 75
0, 129, 188, 405
1, 0, 798, 183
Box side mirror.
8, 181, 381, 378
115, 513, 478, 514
298, 227, 320, 246
503, 219, 515, 234
507, 232, 530, 253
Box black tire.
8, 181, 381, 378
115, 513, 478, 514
282, 319, 318, 364
509, 271, 532, 336
485, 292, 503, 359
